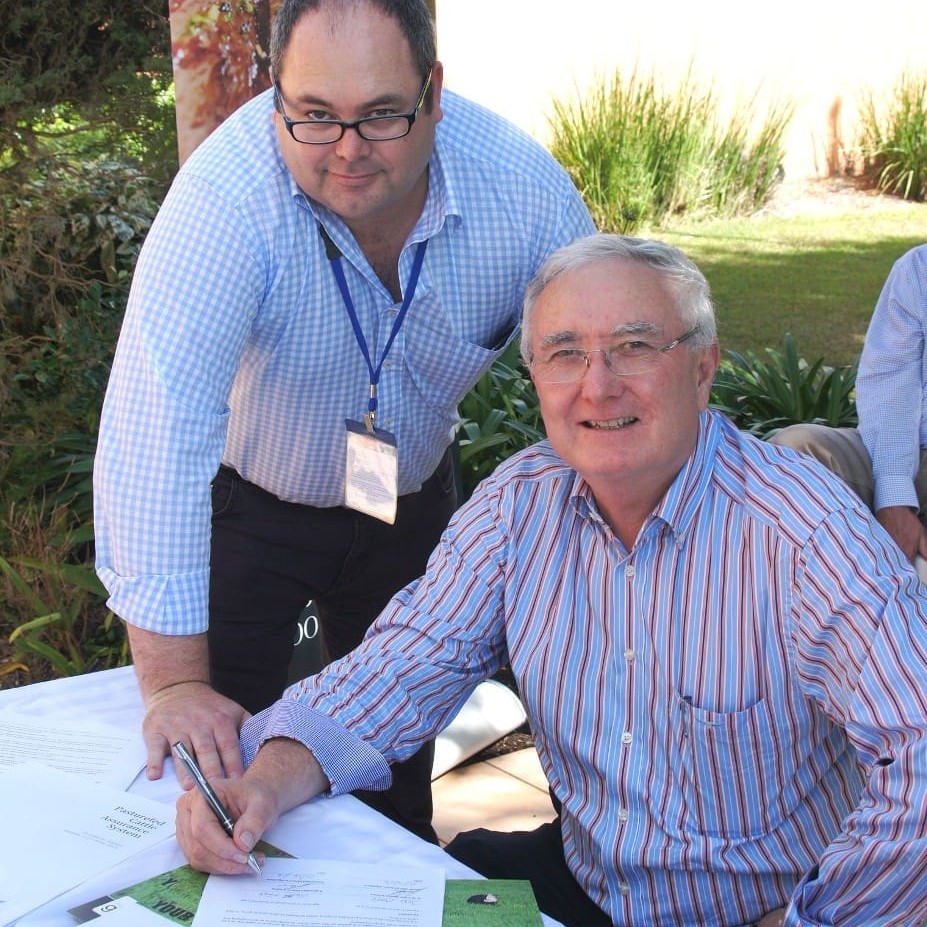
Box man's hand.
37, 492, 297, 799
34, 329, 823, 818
176, 772, 280, 874
876, 505, 927, 564
127, 625, 249, 783
145, 681, 249, 785
176, 738, 329, 874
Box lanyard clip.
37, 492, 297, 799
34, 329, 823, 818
364, 383, 377, 433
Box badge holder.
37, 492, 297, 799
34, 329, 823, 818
344, 419, 399, 524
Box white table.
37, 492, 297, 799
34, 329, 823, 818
0, 667, 561, 926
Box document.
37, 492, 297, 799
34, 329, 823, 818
0, 763, 174, 927
193, 858, 445, 927
0, 710, 146, 788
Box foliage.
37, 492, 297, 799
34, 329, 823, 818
1, 157, 163, 336
0, 1, 172, 166
0, 159, 159, 684
710, 334, 859, 439
858, 72, 927, 202
2, 281, 122, 496
1, 502, 126, 680
549, 68, 792, 232
457, 343, 545, 498
0, 3, 175, 686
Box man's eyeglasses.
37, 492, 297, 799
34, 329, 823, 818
274, 70, 433, 145
530, 327, 701, 383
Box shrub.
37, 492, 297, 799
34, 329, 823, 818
0, 157, 161, 336
1, 155, 162, 684
548, 68, 791, 232
710, 334, 859, 439
1, 505, 124, 680
457, 343, 545, 498
858, 71, 927, 202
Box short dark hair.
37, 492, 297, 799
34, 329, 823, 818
270, 0, 436, 94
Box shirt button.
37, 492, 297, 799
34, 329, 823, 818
621, 731, 632, 744
623, 648, 635, 661
618, 882, 631, 895
625, 564, 635, 578
618, 809, 629, 822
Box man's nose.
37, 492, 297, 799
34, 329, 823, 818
334, 125, 371, 159
580, 350, 623, 397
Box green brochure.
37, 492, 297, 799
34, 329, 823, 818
68, 840, 291, 925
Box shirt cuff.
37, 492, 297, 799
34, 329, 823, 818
241, 699, 392, 796
98, 567, 211, 636
873, 475, 919, 513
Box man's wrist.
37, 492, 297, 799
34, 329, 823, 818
248, 737, 329, 814
126, 626, 211, 702
145, 678, 213, 707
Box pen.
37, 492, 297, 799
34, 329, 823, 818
171, 741, 262, 876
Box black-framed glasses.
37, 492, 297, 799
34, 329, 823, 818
274, 70, 433, 145
530, 327, 701, 383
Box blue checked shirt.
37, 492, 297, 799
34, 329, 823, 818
857, 244, 927, 511
244, 410, 927, 927
93, 88, 594, 635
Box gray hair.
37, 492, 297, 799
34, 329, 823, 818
270, 0, 437, 99
520, 234, 717, 365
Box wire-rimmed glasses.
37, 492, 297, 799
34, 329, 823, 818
530, 327, 701, 383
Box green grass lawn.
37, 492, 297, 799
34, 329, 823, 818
656, 206, 927, 367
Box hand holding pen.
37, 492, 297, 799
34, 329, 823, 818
172, 741, 262, 876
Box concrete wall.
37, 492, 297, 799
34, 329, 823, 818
435, 0, 925, 180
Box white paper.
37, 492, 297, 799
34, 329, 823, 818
0, 763, 174, 926
0, 710, 146, 788
193, 858, 445, 927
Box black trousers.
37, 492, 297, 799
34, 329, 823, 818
207, 450, 457, 843
445, 817, 613, 927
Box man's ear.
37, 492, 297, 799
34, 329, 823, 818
696, 342, 721, 409
429, 60, 445, 123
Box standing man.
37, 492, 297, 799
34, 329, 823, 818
93, 0, 594, 841
773, 245, 927, 566
176, 235, 927, 927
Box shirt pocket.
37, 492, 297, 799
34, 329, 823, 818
676, 696, 793, 840
404, 309, 517, 416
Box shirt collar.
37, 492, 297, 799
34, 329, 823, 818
650, 410, 722, 544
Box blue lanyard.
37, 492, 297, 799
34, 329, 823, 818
320, 225, 428, 432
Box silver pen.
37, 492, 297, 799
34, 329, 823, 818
172, 741, 262, 876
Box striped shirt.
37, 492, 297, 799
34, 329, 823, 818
245, 409, 927, 927
857, 244, 927, 511
92, 87, 594, 635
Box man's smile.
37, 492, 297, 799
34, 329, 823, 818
583, 415, 638, 429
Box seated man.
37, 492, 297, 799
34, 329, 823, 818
773, 244, 927, 565
176, 235, 927, 927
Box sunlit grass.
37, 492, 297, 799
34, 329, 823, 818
657, 205, 927, 366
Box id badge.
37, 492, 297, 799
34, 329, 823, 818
344, 420, 399, 524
